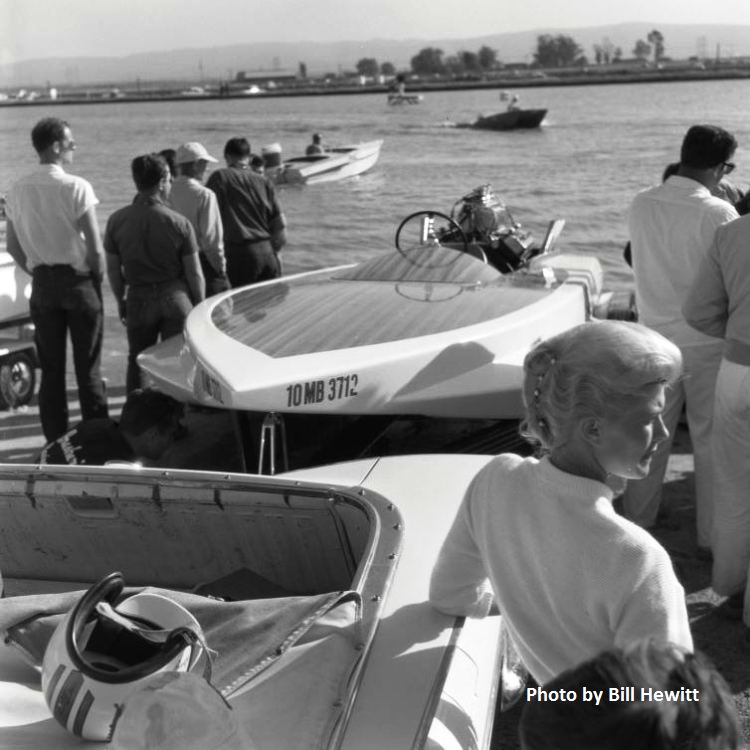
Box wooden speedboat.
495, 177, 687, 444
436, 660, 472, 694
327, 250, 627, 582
269, 140, 383, 185
458, 108, 547, 131
0, 454, 502, 749
139, 245, 600, 421
136, 185, 610, 472
139, 186, 602, 426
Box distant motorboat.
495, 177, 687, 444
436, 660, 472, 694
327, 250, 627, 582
457, 108, 548, 131
265, 140, 383, 185
387, 93, 423, 105
456, 109, 547, 130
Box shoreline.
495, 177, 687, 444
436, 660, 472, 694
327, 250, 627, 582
3, 67, 750, 108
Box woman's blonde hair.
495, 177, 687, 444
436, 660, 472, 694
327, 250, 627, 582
521, 320, 682, 451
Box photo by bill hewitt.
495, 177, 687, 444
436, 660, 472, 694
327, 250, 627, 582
526, 686, 701, 704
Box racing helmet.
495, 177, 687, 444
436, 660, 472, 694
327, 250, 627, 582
41, 571, 204, 742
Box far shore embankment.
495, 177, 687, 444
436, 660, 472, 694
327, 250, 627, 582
3, 66, 750, 108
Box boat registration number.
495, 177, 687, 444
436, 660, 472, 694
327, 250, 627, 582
286, 374, 359, 408
198, 368, 225, 405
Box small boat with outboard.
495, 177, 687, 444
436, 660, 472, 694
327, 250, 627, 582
263, 140, 383, 185
387, 92, 423, 105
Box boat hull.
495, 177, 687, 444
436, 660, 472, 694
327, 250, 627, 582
271, 140, 382, 185
139, 247, 601, 420
462, 108, 548, 131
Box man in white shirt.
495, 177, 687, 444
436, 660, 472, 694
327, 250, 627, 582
625, 124, 739, 554
684, 212, 750, 623
170, 142, 229, 297
5, 118, 108, 441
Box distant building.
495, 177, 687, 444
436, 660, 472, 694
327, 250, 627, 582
235, 69, 297, 85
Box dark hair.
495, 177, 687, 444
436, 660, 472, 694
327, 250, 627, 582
131, 154, 169, 192
31, 118, 69, 153
224, 137, 251, 159
680, 125, 737, 169
158, 148, 177, 177
520, 640, 741, 750
119, 388, 184, 437
661, 162, 680, 182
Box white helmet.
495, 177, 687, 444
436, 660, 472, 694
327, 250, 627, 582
41, 572, 205, 742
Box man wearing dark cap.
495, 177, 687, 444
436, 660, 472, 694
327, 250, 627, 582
206, 137, 287, 288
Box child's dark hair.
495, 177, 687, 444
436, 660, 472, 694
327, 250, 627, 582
119, 388, 184, 437
521, 321, 682, 451
520, 639, 741, 750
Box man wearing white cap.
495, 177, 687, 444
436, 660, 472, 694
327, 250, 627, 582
170, 142, 229, 297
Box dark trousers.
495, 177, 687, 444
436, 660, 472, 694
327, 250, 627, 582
125, 280, 192, 393
225, 240, 280, 288
30, 265, 108, 442
200, 254, 231, 297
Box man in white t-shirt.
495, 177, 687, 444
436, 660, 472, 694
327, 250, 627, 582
625, 124, 739, 554
5, 118, 108, 441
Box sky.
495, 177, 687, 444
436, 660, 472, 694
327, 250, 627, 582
4, 0, 750, 64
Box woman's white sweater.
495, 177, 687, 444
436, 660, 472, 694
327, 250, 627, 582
429, 454, 693, 684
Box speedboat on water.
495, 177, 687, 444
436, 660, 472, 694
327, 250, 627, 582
457, 108, 548, 131
138, 185, 617, 472
265, 140, 383, 185
387, 92, 423, 105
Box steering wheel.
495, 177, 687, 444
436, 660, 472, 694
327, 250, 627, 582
394, 211, 473, 259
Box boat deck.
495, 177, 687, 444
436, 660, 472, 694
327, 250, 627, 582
212, 248, 562, 358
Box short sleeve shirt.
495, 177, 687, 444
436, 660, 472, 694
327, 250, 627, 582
104, 194, 199, 286
6, 165, 99, 272
206, 167, 284, 244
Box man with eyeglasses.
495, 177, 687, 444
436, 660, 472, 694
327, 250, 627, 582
624, 124, 739, 559
4, 117, 109, 442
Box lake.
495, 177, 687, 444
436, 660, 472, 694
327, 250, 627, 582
1, 78, 749, 381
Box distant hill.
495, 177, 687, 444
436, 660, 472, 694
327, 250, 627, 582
2, 22, 750, 89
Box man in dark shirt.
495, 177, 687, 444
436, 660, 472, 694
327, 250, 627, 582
40, 388, 186, 466
104, 154, 205, 393
206, 137, 287, 288
305, 133, 325, 155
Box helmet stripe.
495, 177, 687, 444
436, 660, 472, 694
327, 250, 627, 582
53, 669, 84, 729
72, 689, 95, 737
45, 663, 66, 701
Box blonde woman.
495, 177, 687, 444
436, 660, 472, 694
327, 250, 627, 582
429, 320, 693, 685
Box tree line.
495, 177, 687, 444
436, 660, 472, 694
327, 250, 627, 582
354, 30, 667, 77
